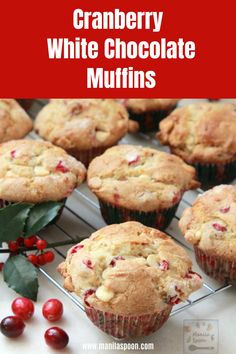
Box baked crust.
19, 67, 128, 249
34, 99, 129, 151
87, 145, 199, 212
123, 99, 179, 114
0, 99, 32, 143
157, 102, 236, 164
179, 185, 236, 261
58, 221, 202, 315
0, 139, 86, 203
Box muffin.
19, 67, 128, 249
157, 102, 236, 187
87, 145, 199, 230
34, 99, 129, 167
122, 99, 179, 132
58, 221, 202, 339
0, 139, 86, 220
179, 185, 236, 282
0, 99, 32, 143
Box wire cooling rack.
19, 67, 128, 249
26, 99, 232, 318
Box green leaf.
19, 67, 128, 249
3, 254, 39, 301
24, 201, 63, 237
0, 203, 33, 243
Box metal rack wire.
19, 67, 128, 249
27, 99, 232, 319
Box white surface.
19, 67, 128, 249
1, 98, 236, 353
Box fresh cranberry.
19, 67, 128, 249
27, 254, 38, 265
159, 260, 169, 271
42, 299, 63, 322
10, 150, 16, 159
56, 161, 70, 173
37, 254, 47, 266
44, 327, 69, 349
110, 256, 125, 267
8, 241, 19, 252
70, 244, 84, 254
36, 239, 47, 250
82, 259, 94, 269
24, 235, 37, 248
16, 237, 25, 246
219, 206, 230, 213
12, 297, 34, 320
0, 262, 4, 271
44, 251, 55, 263
83, 289, 96, 307
0, 316, 25, 338
212, 223, 227, 232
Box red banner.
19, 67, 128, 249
0, 0, 235, 97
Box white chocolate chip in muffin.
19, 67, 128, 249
34, 166, 50, 176
6, 171, 17, 178
96, 285, 114, 302
96, 131, 109, 142
89, 177, 102, 189
147, 254, 158, 267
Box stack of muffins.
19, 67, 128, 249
3, 98, 234, 339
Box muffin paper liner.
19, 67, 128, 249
128, 106, 177, 133
0, 198, 66, 225
99, 200, 179, 230
17, 99, 33, 110
85, 306, 172, 339
194, 247, 236, 282
67, 145, 116, 167
192, 161, 236, 189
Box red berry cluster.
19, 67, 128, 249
0, 297, 68, 349
7, 236, 55, 267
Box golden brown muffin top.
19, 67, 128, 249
34, 99, 129, 151
0, 139, 86, 203
179, 185, 236, 260
87, 145, 199, 212
58, 222, 202, 315
157, 102, 236, 164
0, 99, 32, 143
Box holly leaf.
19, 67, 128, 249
0, 203, 33, 244
3, 254, 39, 301
24, 201, 63, 237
